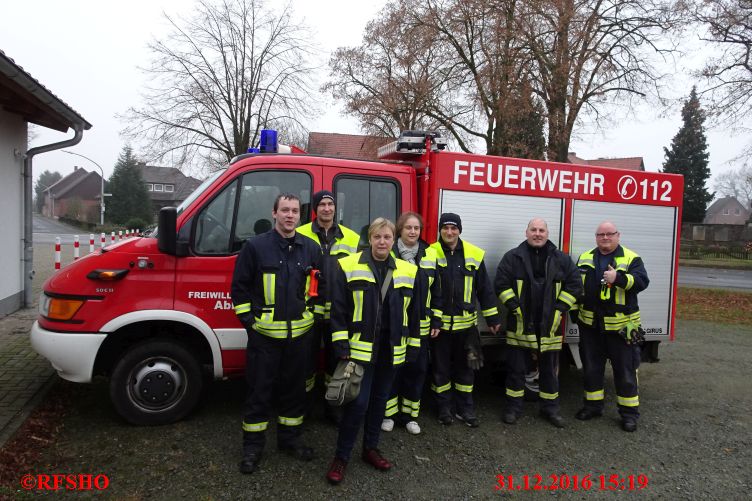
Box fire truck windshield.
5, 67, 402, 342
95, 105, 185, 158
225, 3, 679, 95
176, 169, 225, 215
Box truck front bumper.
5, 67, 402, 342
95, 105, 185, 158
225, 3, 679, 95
30, 321, 107, 383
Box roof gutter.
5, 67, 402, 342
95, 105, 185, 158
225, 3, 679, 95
23, 125, 85, 308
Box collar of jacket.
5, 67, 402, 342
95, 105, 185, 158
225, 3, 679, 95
271, 228, 305, 248
361, 247, 397, 270
439, 237, 464, 254
513, 239, 558, 255
392, 239, 428, 259
595, 244, 625, 259
311, 218, 344, 240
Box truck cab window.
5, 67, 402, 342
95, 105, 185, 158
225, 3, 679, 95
335, 177, 399, 248
194, 170, 312, 255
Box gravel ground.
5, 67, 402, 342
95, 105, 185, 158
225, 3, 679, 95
8, 319, 752, 500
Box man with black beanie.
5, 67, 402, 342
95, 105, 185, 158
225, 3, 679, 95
298, 190, 361, 424
429, 213, 501, 427
494, 218, 581, 428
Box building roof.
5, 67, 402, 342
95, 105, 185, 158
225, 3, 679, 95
703, 196, 751, 224
47, 167, 90, 198
135, 164, 202, 201
307, 132, 394, 161
568, 153, 645, 171
0, 50, 91, 132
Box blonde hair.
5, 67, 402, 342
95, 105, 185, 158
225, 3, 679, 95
368, 217, 396, 241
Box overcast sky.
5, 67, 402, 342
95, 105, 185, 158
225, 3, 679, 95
3, 0, 747, 189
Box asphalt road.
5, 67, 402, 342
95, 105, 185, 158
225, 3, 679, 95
678, 266, 752, 291
32, 214, 84, 244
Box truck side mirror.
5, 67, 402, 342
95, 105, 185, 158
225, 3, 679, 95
158, 206, 177, 255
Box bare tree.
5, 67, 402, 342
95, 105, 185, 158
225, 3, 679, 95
324, 0, 450, 139
714, 165, 752, 208
519, 0, 678, 162
121, 0, 317, 172
691, 0, 752, 162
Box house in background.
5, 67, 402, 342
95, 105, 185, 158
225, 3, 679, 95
307, 132, 394, 161
42, 166, 102, 222
568, 152, 645, 171
703, 196, 751, 225
0, 50, 91, 313
135, 163, 202, 220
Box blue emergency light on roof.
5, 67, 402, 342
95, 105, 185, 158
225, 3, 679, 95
260, 129, 278, 153
247, 147, 260, 153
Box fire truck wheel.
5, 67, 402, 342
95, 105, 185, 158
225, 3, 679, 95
110, 340, 203, 425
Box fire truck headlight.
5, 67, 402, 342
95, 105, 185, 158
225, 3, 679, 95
42, 295, 85, 321
86, 269, 129, 281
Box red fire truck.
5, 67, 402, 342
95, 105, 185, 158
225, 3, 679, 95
31, 131, 683, 425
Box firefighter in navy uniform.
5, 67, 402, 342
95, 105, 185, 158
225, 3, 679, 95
495, 218, 581, 428
429, 213, 501, 427
231, 193, 324, 474
297, 190, 360, 423
574, 221, 649, 432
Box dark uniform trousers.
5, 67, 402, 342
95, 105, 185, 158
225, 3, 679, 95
430, 327, 477, 414
505, 345, 560, 414
578, 322, 640, 421
243, 329, 308, 454
388, 340, 429, 421
305, 320, 338, 395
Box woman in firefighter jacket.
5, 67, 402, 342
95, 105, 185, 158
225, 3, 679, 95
381, 212, 442, 436
494, 218, 581, 428
325, 218, 420, 485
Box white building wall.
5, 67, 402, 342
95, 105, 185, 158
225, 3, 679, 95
0, 109, 26, 314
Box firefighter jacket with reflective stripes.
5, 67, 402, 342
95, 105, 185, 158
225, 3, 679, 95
494, 240, 582, 351
429, 239, 500, 331
231, 229, 324, 339
330, 251, 419, 366
576, 245, 649, 332
391, 240, 443, 337
298, 221, 360, 319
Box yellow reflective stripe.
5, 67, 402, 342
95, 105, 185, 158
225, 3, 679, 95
393, 275, 415, 288
463, 275, 473, 303
540, 335, 563, 352
506, 388, 524, 398
482, 306, 498, 317
278, 415, 304, 426
332, 330, 349, 342
454, 382, 473, 393
506, 332, 538, 349
385, 397, 399, 416
617, 395, 639, 407
242, 421, 268, 432
615, 286, 626, 305
558, 290, 577, 308
600, 285, 611, 300
624, 273, 635, 290
549, 310, 562, 337
407, 337, 421, 347
306, 375, 316, 392
234, 303, 251, 314
441, 312, 478, 331
330, 242, 358, 254
499, 288, 516, 303
516, 279, 523, 297
539, 391, 559, 400
578, 309, 595, 326
263, 272, 275, 305
350, 350, 372, 362
403, 297, 410, 326
352, 290, 364, 322
585, 390, 605, 401
431, 382, 451, 393
615, 263, 629, 272
253, 310, 314, 338
419, 257, 436, 269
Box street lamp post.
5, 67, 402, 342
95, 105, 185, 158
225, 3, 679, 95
62, 150, 106, 226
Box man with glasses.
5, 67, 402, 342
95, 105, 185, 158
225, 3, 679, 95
573, 221, 649, 432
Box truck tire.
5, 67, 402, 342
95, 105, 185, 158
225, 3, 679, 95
110, 340, 203, 425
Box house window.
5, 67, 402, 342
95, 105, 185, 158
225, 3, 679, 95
154, 184, 164, 192
735, 208, 741, 215
165, 184, 174, 193
146, 184, 153, 191
722, 208, 729, 215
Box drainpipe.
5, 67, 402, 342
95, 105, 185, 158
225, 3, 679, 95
23, 125, 85, 308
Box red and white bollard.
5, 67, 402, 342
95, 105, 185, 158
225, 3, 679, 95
89, 234, 95, 254
100, 233, 106, 248
55, 237, 61, 271
111, 232, 115, 244
74, 235, 80, 260
118, 230, 123, 240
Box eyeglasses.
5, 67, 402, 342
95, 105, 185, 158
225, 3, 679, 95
595, 232, 619, 238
